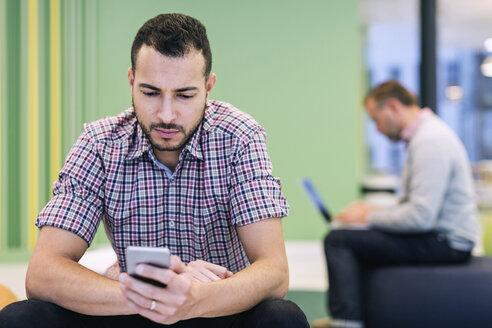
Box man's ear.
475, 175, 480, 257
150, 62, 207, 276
205, 73, 217, 98
385, 98, 403, 114
128, 67, 135, 88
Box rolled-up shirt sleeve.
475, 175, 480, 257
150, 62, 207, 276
36, 130, 105, 246
229, 128, 289, 226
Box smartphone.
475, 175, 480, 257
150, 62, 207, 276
125, 246, 171, 287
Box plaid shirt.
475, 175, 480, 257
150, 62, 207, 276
36, 100, 289, 273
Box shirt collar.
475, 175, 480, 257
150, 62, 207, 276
400, 107, 433, 142
182, 101, 216, 161
125, 122, 151, 161
183, 122, 204, 161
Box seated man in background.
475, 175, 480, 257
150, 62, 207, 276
0, 13, 308, 328
318, 80, 478, 328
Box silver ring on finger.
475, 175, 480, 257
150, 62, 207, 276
149, 299, 156, 311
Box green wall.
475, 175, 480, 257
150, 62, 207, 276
94, 0, 362, 240
0, 0, 362, 258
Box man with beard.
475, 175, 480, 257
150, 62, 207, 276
0, 14, 308, 328
316, 80, 478, 328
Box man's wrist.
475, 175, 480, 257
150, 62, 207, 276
186, 279, 222, 319
185, 280, 207, 319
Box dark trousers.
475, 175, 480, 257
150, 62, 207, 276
0, 298, 308, 328
324, 229, 471, 321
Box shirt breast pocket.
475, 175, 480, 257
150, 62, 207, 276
104, 200, 137, 236
104, 182, 138, 230
195, 192, 230, 233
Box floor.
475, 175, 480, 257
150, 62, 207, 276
0, 241, 327, 301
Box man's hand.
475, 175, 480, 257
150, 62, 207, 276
335, 201, 380, 224
186, 260, 233, 282
119, 255, 198, 324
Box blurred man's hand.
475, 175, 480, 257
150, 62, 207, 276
335, 201, 381, 224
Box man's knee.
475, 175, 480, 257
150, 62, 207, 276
324, 230, 348, 250
0, 300, 34, 328
0, 299, 77, 328
244, 299, 309, 328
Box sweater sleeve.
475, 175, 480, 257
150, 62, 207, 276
368, 137, 452, 232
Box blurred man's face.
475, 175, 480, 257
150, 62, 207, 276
365, 97, 402, 142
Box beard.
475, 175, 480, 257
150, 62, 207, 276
386, 125, 402, 142
383, 116, 402, 142
134, 99, 207, 152
387, 132, 401, 142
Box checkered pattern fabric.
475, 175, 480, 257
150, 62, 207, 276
36, 100, 289, 272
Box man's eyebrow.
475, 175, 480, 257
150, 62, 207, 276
138, 83, 160, 91
176, 87, 198, 92
138, 84, 198, 93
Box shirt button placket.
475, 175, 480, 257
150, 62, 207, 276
167, 177, 178, 245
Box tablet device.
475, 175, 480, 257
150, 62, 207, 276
301, 178, 332, 222
301, 178, 369, 230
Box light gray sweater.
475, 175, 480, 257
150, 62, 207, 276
368, 113, 478, 251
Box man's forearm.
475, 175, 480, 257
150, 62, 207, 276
190, 258, 288, 318
368, 201, 437, 232
26, 254, 134, 315
118, 219, 289, 323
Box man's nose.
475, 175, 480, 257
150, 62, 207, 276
157, 98, 177, 123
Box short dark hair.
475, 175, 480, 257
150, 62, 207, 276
131, 13, 212, 77
365, 80, 418, 107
